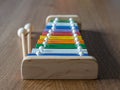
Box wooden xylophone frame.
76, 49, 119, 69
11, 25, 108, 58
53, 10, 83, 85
18, 15, 98, 79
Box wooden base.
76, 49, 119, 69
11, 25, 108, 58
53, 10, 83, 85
21, 56, 98, 79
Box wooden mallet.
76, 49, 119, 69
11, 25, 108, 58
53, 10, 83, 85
17, 28, 27, 58
24, 23, 32, 54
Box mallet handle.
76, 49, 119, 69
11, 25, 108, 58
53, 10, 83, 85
21, 33, 26, 58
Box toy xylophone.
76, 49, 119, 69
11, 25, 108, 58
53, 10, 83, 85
18, 15, 98, 79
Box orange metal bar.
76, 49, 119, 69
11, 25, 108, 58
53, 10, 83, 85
37, 39, 85, 44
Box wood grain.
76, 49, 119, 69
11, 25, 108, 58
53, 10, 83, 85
0, 0, 120, 90
22, 56, 98, 79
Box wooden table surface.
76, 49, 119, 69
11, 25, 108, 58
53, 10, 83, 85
0, 0, 120, 90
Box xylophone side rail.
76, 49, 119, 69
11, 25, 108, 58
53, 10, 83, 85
46, 15, 79, 24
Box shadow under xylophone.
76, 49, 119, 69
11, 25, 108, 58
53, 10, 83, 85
17, 15, 98, 79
